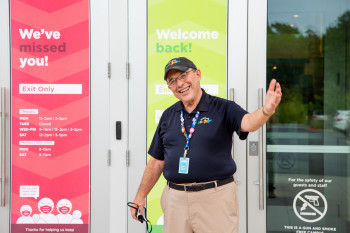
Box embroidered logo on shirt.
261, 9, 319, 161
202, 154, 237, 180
197, 117, 212, 124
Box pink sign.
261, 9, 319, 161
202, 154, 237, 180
10, 0, 90, 232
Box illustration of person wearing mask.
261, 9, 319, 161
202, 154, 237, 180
71, 210, 83, 224
38, 197, 58, 223
56, 199, 73, 223
16, 205, 34, 224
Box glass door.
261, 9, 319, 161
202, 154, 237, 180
0, 0, 113, 232
249, 0, 350, 232
127, 0, 249, 232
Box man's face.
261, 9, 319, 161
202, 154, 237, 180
167, 68, 201, 105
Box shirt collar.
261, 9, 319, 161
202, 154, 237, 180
175, 89, 209, 112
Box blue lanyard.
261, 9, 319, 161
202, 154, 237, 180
180, 110, 200, 157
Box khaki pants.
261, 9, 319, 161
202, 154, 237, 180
161, 181, 239, 233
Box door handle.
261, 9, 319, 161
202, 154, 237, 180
0, 87, 6, 207
258, 88, 264, 210
230, 88, 235, 160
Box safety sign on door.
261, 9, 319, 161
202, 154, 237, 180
293, 189, 327, 223
283, 177, 338, 233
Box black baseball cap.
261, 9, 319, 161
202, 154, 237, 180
164, 57, 197, 80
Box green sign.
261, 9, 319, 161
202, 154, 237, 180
148, 0, 227, 231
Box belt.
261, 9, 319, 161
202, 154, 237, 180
168, 176, 234, 192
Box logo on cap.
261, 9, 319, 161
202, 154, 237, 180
165, 59, 180, 69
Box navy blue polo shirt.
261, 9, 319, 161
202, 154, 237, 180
148, 89, 249, 183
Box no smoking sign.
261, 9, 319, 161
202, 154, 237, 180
293, 189, 328, 223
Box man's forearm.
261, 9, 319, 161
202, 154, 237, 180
135, 157, 164, 199
240, 79, 281, 132
240, 107, 271, 132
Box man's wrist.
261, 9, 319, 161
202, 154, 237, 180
262, 105, 274, 116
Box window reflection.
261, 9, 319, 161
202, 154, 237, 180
267, 1, 350, 232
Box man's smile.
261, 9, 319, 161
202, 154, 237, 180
178, 86, 190, 94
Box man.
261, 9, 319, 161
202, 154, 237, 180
130, 57, 282, 233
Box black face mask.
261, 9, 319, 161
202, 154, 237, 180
127, 202, 153, 233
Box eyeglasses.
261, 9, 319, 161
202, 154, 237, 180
167, 69, 195, 87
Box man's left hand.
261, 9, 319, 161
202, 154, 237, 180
264, 79, 282, 115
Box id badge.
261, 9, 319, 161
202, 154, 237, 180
178, 157, 190, 174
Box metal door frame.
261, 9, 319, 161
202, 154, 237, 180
247, 0, 268, 232
108, 0, 129, 232
227, 0, 249, 232
127, 0, 148, 231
